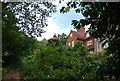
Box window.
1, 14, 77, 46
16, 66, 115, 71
97, 40, 102, 52
70, 33, 72, 37
90, 49, 94, 54
87, 40, 92, 46
86, 32, 90, 38
104, 43, 109, 48
68, 43, 70, 46
72, 41, 74, 47
103, 39, 109, 49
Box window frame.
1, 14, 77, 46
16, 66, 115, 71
90, 49, 94, 54
86, 32, 90, 38
70, 33, 72, 37
87, 40, 93, 46
72, 40, 74, 47
68, 43, 70, 46
103, 39, 109, 49
97, 40, 102, 52
104, 43, 109, 48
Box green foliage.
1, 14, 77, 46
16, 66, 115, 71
37, 33, 67, 49
60, 2, 120, 80
20, 42, 107, 80
37, 38, 48, 49
47, 38, 61, 47
96, 53, 120, 80
46, 33, 68, 47
2, 6, 38, 68
2, 1, 56, 69
58, 33, 67, 45
21, 46, 81, 80
3, 2, 56, 37
72, 41, 89, 56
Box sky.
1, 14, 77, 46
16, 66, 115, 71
37, 0, 89, 41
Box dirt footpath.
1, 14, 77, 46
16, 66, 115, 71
3, 69, 21, 80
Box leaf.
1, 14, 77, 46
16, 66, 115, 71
75, 9, 81, 13
71, 20, 78, 26
73, 2, 77, 8
83, 10, 89, 17
60, 7, 65, 13
80, 19, 86, 27
70, 2, 77, 8
67, 2, 72, 6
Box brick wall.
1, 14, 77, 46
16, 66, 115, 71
66, 27, 106, 54
66, 31, 78, 47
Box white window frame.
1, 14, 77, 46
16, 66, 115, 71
97, 40, 102, 52
70, 33, 72, 37
86, 32, 90, 38
68, 43, 70, 46
104, 43, 109, 48
103, 39, 109, 49
87, 40, 92, 46
72, 41, 74, 47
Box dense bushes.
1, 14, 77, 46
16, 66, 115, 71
2, 7, 38, 69
20, 42, 107, 81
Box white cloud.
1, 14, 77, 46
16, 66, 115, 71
37, 1, 70, 41
63, 28, 76, 35
37, 0, 75, 41
36, 17, 76, 41
37, 17, 61, 41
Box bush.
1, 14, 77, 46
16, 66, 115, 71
20, 42, 107, 81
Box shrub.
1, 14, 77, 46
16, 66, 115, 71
21, 42, 106, 81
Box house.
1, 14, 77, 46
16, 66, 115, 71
66, 26, 109, 54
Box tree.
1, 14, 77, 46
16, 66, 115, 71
2, 1, 56, 69
37, 38, 48, 48
2, 2, 56, 37
58, 33, 67, 39
2, 2, 56, 68
47, 33, 68, 47
60, 2, 120, 80
72, 41, 88, 57
58, 33, 67, 45
47, 38, 61, 47
2, 4, 38, 68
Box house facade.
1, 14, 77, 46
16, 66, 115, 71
66, 26, 108, 54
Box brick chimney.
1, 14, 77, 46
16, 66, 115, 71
77, 26, 86, 38
77, 26, 85, 34
53, 33, 57, 39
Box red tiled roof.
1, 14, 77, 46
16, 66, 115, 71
72, 31, 86, 40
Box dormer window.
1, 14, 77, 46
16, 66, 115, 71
87, 40, 92, 46
70, 33, 72, 37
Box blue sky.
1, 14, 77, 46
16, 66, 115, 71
37, 1, 89, 41
52, 10, 84, 30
